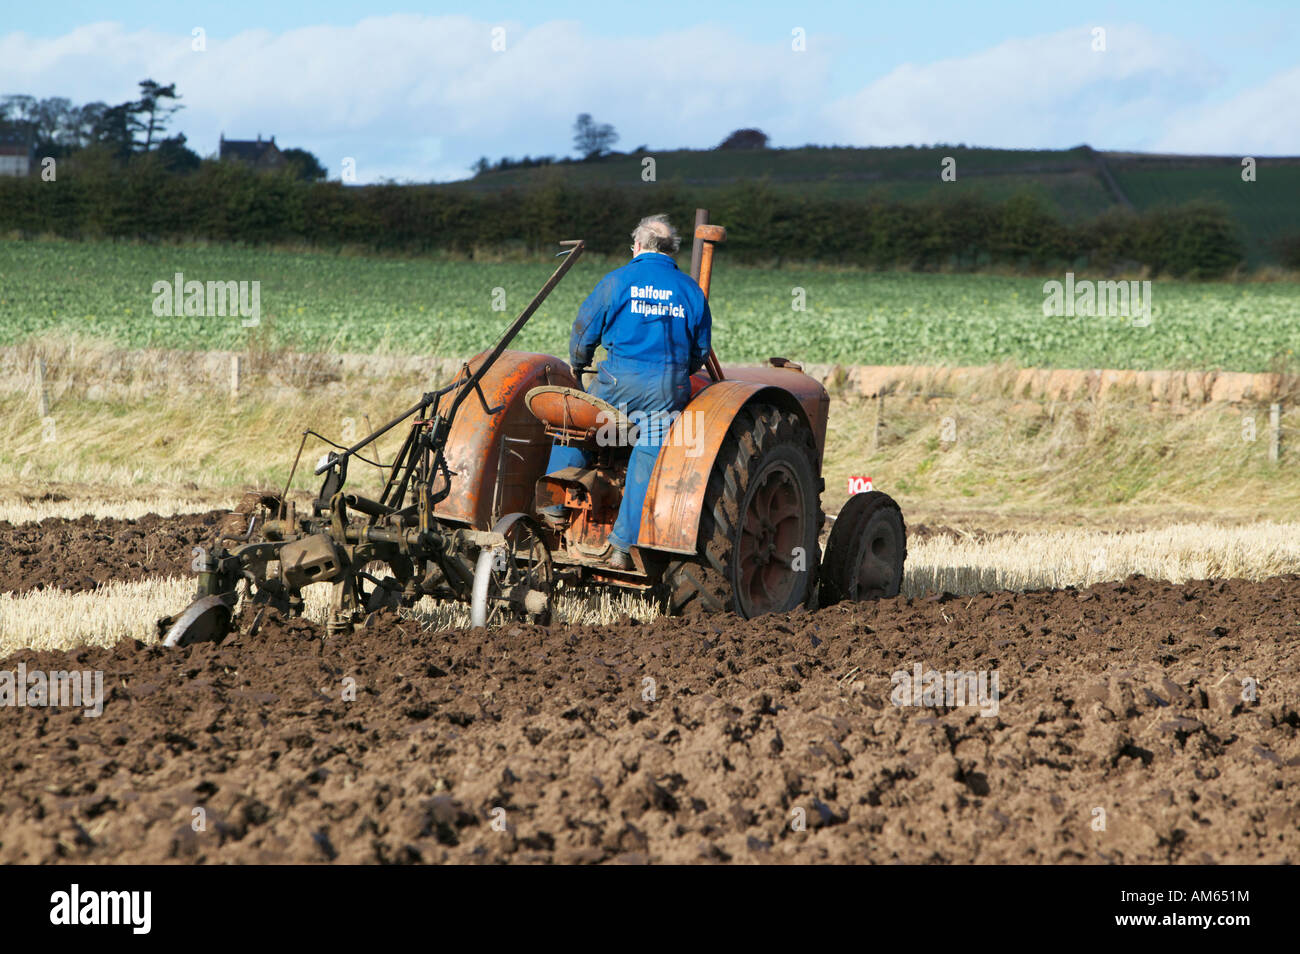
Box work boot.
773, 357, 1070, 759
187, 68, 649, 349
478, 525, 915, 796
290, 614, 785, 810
606, 546, 632, 571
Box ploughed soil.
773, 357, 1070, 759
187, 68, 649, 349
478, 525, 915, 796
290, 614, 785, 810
0, 511, 224, 595
1, 575, 1296, 864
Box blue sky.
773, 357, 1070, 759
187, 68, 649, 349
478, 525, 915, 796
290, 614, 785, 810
2, 1, 1296, 182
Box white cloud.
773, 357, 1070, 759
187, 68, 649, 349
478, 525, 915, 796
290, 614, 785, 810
1151, 64, 1300, 155
0, 17, 1290, 182
820, 24, 1215, 150
0, 15, 830, 182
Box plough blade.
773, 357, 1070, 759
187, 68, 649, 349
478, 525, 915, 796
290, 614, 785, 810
159, 594, 235, 648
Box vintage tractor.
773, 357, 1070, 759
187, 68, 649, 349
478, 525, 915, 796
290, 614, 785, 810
158, 215, 907, 646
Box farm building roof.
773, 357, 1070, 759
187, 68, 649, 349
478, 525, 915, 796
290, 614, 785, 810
0, 134, 32, 156
219, 134, 282, 163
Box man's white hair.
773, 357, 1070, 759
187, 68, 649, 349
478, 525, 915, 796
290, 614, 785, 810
631, 214, 680, 254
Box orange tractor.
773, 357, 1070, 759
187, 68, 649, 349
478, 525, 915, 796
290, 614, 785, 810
159, 215, 907, 645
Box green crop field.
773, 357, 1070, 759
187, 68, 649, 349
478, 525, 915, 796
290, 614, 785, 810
1113, 164, 1300, 266
2, 238, 1299, 371
456, 146, 1094, 191
842, 172, 1112, 221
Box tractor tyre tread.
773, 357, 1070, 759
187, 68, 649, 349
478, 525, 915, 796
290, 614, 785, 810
661, 405, 823, 617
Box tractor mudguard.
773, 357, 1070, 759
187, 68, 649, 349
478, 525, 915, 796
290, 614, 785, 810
436, 350, 578, 529
638, 366, 830, 555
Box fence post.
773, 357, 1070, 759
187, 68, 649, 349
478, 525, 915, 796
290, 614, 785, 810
872, 393, 884, 452
230, 353, 242, 401
1269, 402, 1281, 463
35, 357, 49, 418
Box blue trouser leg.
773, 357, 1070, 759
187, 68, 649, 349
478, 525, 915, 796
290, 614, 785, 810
607, 439, 663, 552
543, 364, 681, 550
546, 443, 591, 474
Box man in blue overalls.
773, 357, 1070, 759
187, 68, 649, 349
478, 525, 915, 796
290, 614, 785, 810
541, 214, 712, 570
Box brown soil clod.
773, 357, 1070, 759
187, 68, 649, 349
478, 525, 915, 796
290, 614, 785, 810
0, 511, 225, 595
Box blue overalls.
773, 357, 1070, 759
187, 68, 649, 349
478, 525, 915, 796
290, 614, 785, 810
545, 252, 712, 552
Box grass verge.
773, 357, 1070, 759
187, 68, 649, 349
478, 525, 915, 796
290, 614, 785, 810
5, 338, 1299, 528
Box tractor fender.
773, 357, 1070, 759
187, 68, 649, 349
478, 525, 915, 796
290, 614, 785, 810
436, 350, 577, 529
638, 380, 821, 555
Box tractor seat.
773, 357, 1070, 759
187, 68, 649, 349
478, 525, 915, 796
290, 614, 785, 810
524, 386, 636, 447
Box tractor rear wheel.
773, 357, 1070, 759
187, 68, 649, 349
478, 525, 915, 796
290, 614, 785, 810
661, 405, 823, 618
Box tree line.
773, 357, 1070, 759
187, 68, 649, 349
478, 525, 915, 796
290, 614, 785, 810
0, 165, 1244, 278
1, 81, 325, 179
1, 81, 196, 170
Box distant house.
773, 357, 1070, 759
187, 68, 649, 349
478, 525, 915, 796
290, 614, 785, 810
0, 135, 32, 177
218, 133, 286, 171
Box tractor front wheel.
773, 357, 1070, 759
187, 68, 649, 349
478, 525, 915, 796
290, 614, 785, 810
819, 490, 906, 605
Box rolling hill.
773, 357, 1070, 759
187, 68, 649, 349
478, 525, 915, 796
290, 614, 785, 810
452, 145, 1300, 266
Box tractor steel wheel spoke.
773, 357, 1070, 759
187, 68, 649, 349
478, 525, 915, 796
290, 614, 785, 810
769, 498, 800, 527
472, 514, 553, 628
739, 460, 806, 616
